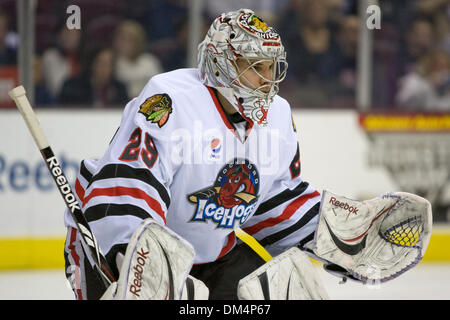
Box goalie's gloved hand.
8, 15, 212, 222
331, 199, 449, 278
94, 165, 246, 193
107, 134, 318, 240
311, 191, 432, 284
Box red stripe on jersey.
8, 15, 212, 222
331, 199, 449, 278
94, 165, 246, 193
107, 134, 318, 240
243, 190, 320, 235
206, 86, 255, 141
206, 86, 236, 132
68, 227, 84, 300
74, 179, 85, 203
82, 186, 166, 224
216, 232, 236, 260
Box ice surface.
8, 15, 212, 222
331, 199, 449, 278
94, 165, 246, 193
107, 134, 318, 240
0, 263, 449, 300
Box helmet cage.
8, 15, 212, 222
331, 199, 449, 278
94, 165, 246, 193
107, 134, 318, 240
230, 56, 288, 102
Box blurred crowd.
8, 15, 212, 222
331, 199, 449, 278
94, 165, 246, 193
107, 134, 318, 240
0, 0, 448, 110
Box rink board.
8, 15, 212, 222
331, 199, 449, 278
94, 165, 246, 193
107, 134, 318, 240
0, 230, 449, 269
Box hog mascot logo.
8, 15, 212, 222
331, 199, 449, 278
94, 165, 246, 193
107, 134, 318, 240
188, 158, 260, 228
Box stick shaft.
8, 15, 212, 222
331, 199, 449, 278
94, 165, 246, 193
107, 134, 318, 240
9, 86, 115, 289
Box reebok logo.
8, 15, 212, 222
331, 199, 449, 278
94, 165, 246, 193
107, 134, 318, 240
329, 197, 359, 215
129, 247, 150, 297
46, 156, 80, 213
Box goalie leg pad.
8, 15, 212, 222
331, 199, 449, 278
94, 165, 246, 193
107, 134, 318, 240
311, 191, 432, 283
181, 275, 209, 300
237, 247, 329, 300
101, 218, 201, 300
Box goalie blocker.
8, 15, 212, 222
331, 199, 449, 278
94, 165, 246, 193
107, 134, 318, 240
306, 191, 432, 284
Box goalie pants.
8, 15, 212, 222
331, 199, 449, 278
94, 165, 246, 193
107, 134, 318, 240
64, 226, 266, 300
190, 242, 267, 299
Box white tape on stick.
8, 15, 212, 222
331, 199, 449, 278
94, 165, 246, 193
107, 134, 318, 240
8, 85, 50, 150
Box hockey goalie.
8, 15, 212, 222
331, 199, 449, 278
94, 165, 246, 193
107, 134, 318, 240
63, 9, 432, 300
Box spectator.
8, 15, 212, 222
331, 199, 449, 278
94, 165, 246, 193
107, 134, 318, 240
34, 55, 55, 106
41, 24, 83, 98
368, 1, 433, 108
159, 17, 189, 71
396, 50, 450, 111
143, 0, 189, 42
327, 0, 357, 14
160, 16, 209, 71
324, 0, 357, 26
398, 17, 436, 76
113, 20, 163, 99
280, 0, 335, 84
277, 0, 337, 107
416, 0, 450, 51
0, 11, 16, 66
204, 0, 290, 25
59, 47, 129, 107
319, 15, 359, 105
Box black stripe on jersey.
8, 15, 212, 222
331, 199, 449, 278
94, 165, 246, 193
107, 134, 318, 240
87, 163, 170, 209
84, 203, 153, 223
254, 181, 310, 216
259, 202, 320, 247
79, 160, 93, 182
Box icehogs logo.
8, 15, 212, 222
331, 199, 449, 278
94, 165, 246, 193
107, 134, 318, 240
138, 93, 172, 127
188, 158, 260, 228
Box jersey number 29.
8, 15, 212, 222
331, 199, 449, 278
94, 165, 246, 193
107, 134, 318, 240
119, 127, 158, 169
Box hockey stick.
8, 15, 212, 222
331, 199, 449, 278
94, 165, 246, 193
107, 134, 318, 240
8, 85, 115, 289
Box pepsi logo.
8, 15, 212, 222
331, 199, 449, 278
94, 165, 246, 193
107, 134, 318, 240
210, 138, 222, 158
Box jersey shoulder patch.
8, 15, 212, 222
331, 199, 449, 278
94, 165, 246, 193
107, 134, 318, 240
138, 93, 173, 127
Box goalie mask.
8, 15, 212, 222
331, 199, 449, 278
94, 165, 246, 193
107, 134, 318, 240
198, 8, 288, 125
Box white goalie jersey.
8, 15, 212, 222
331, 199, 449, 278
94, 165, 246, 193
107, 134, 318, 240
64, 68, 320, 265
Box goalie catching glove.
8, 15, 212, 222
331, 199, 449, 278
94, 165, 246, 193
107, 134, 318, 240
307, 191, 432, 284
101, 218, 208, 300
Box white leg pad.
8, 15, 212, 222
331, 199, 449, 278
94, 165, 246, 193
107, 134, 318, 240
237, 247, 329, 300
101, 219, 196, 300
